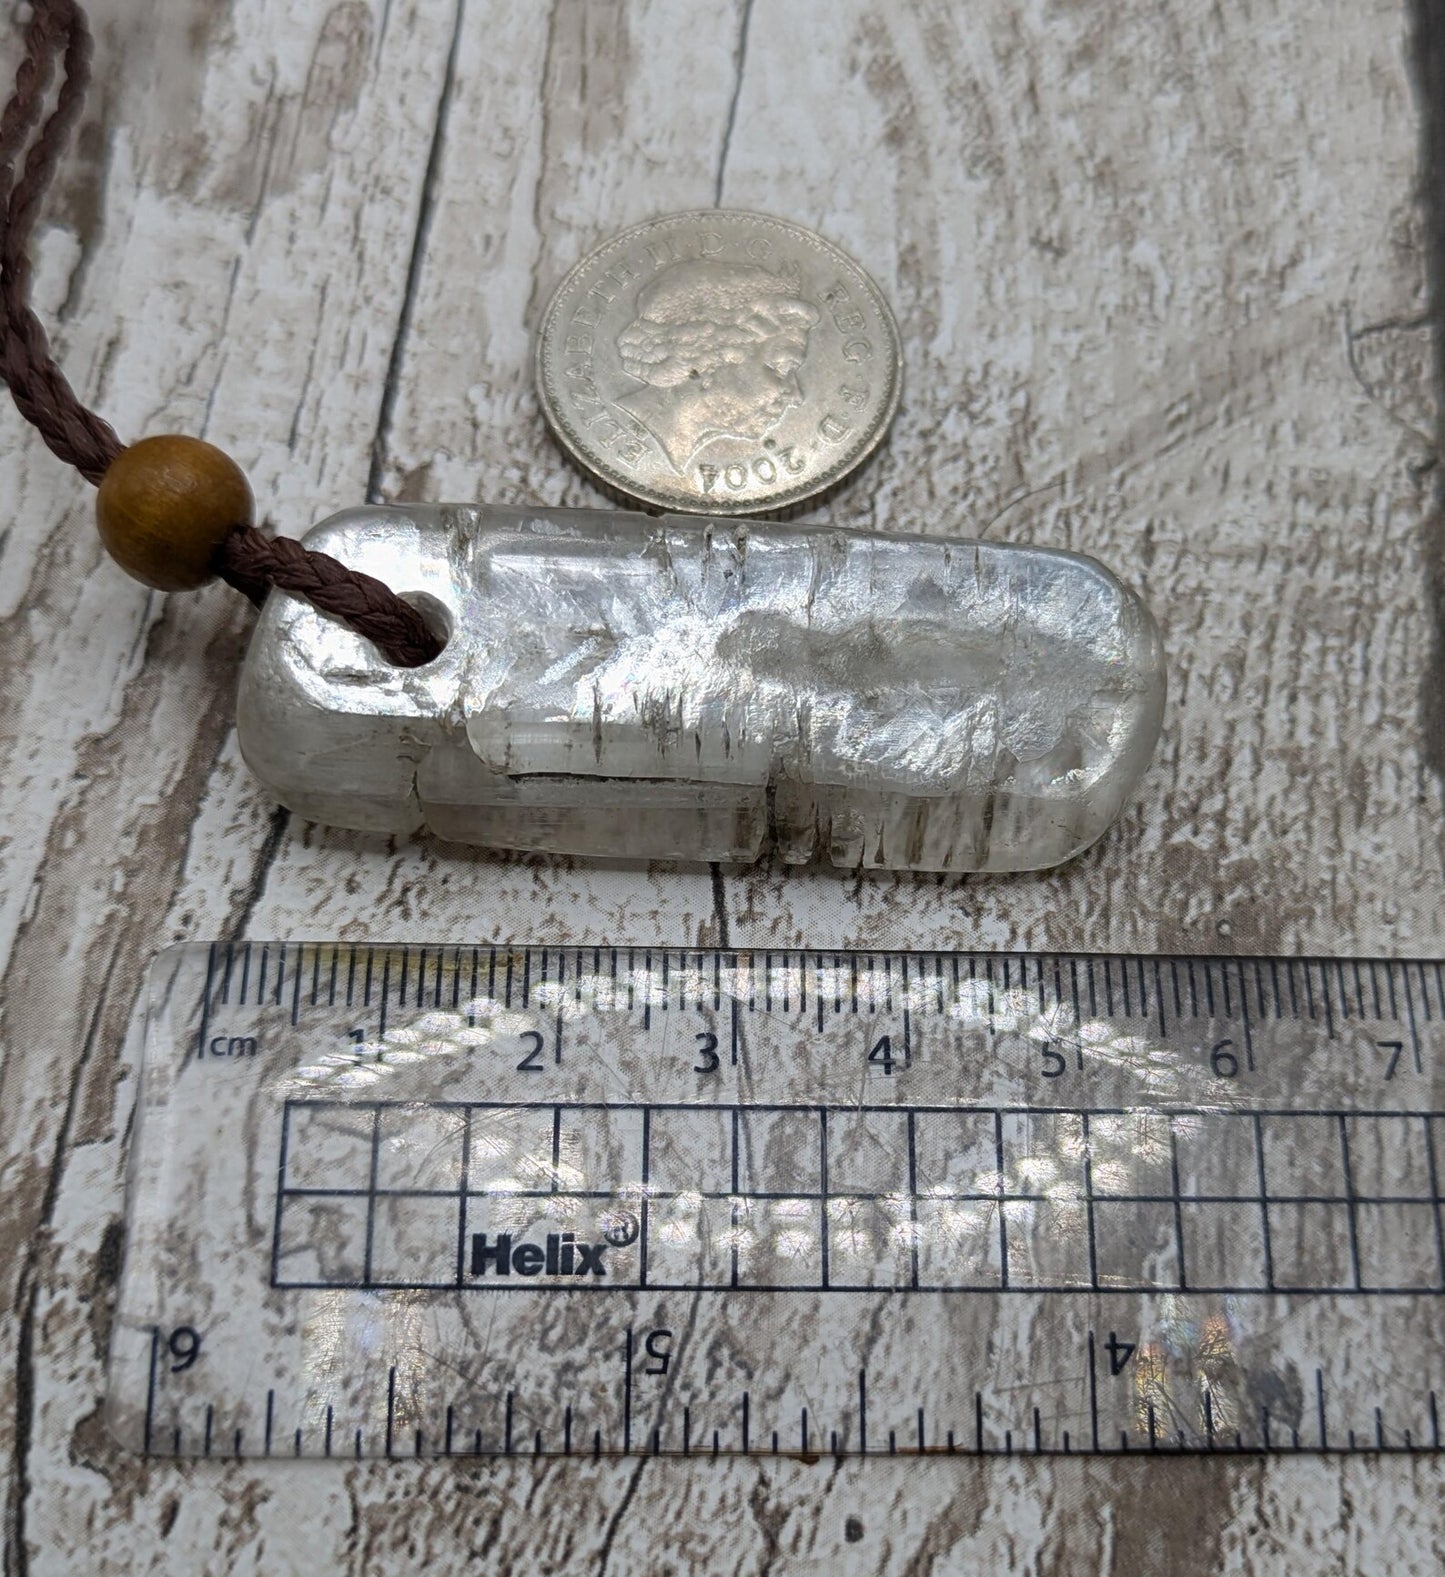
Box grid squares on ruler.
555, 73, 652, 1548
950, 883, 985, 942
646, 1194, 733, 1286
1087, 1112, 1176, 1198
1000, 1198, 1092, 1288
1354, 1202, 1442, 1288
374, 1105, 467, 1192
369, 1193, 462, 1287
1172, 1114, 1259, 1198
1259, 1116, 1346, 1198
1267, 1201, 1356, 1290
647, 1108, 731, 1194
1092, 1199, 1179, 1289
1346, 1116, 1435, 1197
914, 1197, 1001, 1286
279, 1103, 374, 1191
272, 1100, 1445, 1296
738, 1109, 823, 1196
1178, 1202, 1270, 1289
826, 1110, 912, 1194
911, 1111, 999, 1197
274, 1193, 369, 1284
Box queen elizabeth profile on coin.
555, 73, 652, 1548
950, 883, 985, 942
537, 211, 902, 512
613, 258, 822, 471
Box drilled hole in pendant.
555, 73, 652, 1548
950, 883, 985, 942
392, 592, 453, 664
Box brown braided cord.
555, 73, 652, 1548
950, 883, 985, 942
217, 526, 443, 665
0, 0, 121, 481
1, 0, 444, 667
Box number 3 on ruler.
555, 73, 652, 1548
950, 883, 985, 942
694, 1032, 720, 1074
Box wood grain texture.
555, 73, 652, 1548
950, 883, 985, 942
1, 0, 1441, 1570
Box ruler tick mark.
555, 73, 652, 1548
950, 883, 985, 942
219, 941, 235, 1007
1082, 1112, 1099, 1289
1254, 1113, 1276, 1290
1424, 1116, 1445, 1290
1339, 1115, 1362, 1289
819, 1108, 830, 1290
362, 1107, 382, 1286
195, 943, 218, 1061
907, 1111, 920, 1289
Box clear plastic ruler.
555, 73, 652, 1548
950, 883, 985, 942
111, 944, 1445, 1460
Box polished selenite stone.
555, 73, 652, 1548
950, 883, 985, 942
236, 505, 1165, 871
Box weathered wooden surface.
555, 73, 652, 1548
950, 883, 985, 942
1, 0, 1442, 1569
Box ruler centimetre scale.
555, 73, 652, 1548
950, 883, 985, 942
112, 944, 1445, 1461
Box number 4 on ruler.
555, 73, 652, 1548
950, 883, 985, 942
1104, 1332, 1135, 1377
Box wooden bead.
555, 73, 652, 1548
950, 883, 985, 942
95, 435, 254, 592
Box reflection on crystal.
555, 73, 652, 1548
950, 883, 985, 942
658, 1194, 703, 1247
1133, 1343, 1173, 1433
826, 1198, 872, 1260
775, 1228, 816, 1261
1091, 1160, 1131, 1193
1014, 1156, 1063, 1193
239, 504, 1165, 872
721, 1211, 756, 1268
929, 1203, 996, 1245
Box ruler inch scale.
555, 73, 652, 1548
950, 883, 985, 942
114, 943, 1445, 1462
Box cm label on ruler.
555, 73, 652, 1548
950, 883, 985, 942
113, 945, 1445, 1460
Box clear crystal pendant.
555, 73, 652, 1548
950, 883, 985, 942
237, 505, 1164, 872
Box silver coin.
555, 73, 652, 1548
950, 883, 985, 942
535, 210, 902, 514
